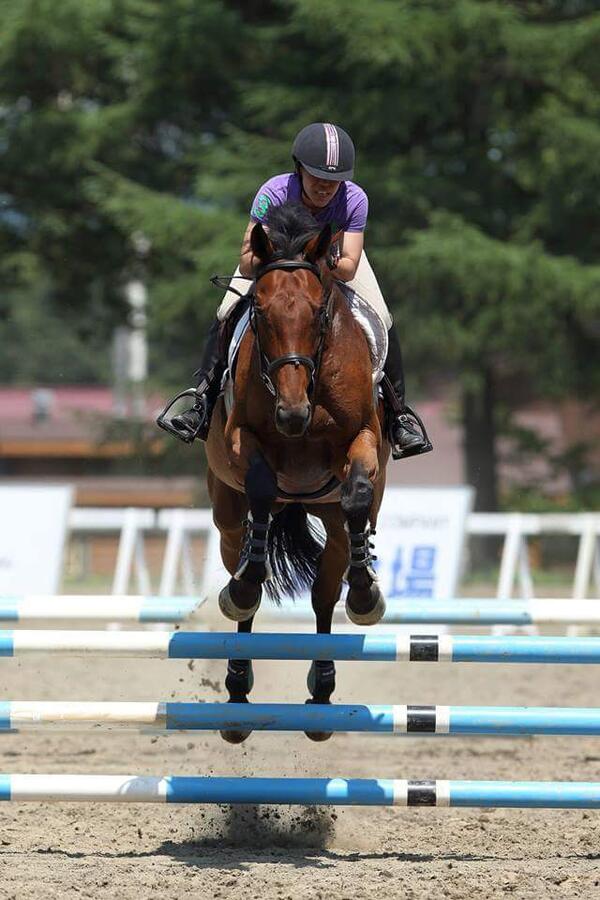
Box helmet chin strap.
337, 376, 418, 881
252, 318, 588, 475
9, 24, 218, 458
302, 189, 318, 211
295, 162, 312, 206
297, 166, 326, 213
295, 160, 341, 212
296, 161, 317, 204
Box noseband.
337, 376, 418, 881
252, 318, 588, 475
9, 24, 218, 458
250, 260, 334, 402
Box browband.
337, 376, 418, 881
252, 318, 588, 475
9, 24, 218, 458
255, 260, 322, 281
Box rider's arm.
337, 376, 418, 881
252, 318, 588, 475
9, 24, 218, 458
240, 219, 364, 281
239, 220, 261, 277
330, 231, 364, 282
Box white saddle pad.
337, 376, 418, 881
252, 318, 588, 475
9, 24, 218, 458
337, 282, 388, 381
227, 306, 252, 374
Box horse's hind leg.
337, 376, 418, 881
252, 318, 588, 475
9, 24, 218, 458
218, 450, 278, 622
304, 506, 348, 742
342, 458, 385, 625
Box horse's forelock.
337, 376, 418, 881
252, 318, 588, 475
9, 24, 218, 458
265, 202, 321, 260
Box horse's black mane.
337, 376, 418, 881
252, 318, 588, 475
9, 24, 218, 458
264, 201, 321, 259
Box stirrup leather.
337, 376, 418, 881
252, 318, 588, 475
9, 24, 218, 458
381, 372, 433, 460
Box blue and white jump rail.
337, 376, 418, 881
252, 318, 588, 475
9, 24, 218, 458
1, 630, 600, 664
0, 775, 599, 808
5, 597, 600, 626
2, 701, 600, 735
273, 598, 600, 626
0, 596, 200, 623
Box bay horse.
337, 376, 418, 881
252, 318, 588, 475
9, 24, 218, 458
205, 202, 389, 743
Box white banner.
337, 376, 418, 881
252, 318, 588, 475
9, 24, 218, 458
0, 485, 73, 594
369, 486, 473, 601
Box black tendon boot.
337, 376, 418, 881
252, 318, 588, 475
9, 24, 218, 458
382, 325, 433, 460
156, 317, 225, 444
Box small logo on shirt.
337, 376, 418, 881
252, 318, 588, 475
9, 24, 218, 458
251, 193, 271, 220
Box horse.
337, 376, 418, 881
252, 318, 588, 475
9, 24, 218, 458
205, 202, 390, 743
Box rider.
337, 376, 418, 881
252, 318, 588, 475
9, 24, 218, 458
160, 123, 431, 460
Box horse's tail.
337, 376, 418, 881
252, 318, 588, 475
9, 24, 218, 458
266, 504, 324, 603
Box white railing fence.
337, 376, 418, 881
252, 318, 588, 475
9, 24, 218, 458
68, 509, 600, 610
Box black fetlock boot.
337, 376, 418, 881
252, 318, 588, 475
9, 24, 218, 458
383, 325, 433, 461
156, 317, 225, 444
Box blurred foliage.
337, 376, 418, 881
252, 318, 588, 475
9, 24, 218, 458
0, 0, 244, 385
0, 0, 599, 505
0, 250, 109, 382
502, 483, 600, 512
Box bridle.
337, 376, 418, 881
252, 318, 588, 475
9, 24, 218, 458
249, 260, 335, 402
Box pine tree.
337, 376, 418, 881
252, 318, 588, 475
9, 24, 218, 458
2, 0, 599, 505
0, 0, 245, 384
203, 0, 600, 508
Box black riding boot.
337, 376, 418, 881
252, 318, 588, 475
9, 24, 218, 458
382, 325, 433, 460
156, 317, 225, 444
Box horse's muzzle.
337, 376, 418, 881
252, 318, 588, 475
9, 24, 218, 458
275, 402, 312, 437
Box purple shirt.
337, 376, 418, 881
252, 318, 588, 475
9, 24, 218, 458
250, 173, 368, 233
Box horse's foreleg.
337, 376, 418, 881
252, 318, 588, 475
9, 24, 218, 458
221, 614, 256, 744
342, 427, 385, 625
218, 449, 278, 622
304, 510, 347, 742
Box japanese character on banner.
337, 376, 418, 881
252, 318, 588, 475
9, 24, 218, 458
387, 545, 437, 598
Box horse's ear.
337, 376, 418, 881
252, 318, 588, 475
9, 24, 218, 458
304, 224, 332, 264
250, 222, 274, 263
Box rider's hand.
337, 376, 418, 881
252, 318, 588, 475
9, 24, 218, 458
327, 241, 341, 270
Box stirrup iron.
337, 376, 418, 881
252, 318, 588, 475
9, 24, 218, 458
390, 403, 433, 461
156, 388, 205, 444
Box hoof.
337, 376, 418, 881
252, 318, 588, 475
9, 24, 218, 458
304, 697, 333, 742
346, 583, 386, 625
220, 728, 252, 744
218, 582, 261, 622
305, 730, 333, 742
220, 696, 253, 743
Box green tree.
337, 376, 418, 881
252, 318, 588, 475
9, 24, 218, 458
0, 0, 245, 385
200, 0, 600, 508
2, 0, 599, 508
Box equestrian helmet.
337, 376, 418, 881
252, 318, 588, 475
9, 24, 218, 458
292, 123, 355, 181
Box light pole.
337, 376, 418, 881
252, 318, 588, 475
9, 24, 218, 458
125, 278, 148, 420
124, 232, 151, 420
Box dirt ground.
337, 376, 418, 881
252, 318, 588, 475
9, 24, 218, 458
0, 610, 599, 899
